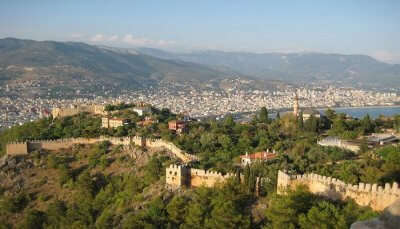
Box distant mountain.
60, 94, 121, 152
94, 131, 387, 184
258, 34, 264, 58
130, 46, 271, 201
137, 48, 400, 89
0, 38, 283, 97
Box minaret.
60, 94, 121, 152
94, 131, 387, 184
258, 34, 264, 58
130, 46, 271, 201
293, 93, 299, 117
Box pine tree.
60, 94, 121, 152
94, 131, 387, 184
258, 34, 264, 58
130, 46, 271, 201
235, 168, 241, 184
259, 107, 269, 124
297, 112, 304, 130
244, 164, 251, 187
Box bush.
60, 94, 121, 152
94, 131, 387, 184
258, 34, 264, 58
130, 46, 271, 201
18, 210, 46, 229
0, 193, 29, 213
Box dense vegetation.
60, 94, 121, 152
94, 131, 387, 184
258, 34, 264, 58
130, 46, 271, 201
0, 144, 376, 228
1, 105, 399, 228
162, 109, 400, 186
0, 104, 177, 155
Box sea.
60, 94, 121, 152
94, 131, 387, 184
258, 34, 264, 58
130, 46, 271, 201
318, 106, 400, 119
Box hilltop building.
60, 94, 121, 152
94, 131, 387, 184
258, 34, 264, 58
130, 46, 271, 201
240, 150, 277, 166
52, 104, 106, 118
137, 116, 158, 127
101, 117, 130, 128
318, 136, 360, 152
168, 120, 187, 134
367, 133, 398, 145
302, 108, 321, 120
133, 103, 151, 116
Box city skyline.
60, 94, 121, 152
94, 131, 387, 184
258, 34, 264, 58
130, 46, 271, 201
1, 1, 400, 63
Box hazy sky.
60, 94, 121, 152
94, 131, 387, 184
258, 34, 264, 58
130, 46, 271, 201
1, 0, 399, 63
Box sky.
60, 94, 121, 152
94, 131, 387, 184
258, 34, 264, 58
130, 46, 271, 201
1, 0, 399, 63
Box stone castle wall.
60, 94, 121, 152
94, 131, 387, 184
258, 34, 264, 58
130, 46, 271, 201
52, 105, 106, 118
6, 136, 197, 163
6, 142, 28, 156
189, 168, 235, 188
277, 170, 400, 211
166, 164, 236, 190
165, 164, 267, 194
145, 139, 198, 163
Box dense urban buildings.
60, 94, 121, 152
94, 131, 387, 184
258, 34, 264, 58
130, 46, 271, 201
1, 83, 399, 129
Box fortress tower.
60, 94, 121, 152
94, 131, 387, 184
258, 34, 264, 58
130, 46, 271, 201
293, 93, 300, 117
166, 164, 188, 190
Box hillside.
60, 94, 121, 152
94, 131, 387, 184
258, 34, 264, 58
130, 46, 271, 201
0, 106, 388, 228
137, 48, 400, 89
0, 38, 283, 97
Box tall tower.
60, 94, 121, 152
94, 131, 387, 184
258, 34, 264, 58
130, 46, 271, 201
293, 93, 299, 117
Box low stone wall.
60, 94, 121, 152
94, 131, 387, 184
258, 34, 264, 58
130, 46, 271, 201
277, 170, 400, 211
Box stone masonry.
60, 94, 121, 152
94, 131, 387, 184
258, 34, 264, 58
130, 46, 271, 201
6, 136, 198, 163
166, 164, 262, 193
277, 170, 400, 211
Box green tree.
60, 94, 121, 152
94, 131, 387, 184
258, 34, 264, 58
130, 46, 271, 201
360, 114, 374, 134
183, 188, 213, 229
18, 210, 46, 229
298, 201, 347, 229
45, 200, 68, 229
265, 186, 315, 229
224, 115, 235, 127
259, 107, 270, 124
276, 112, 281, 120
304, 115, 319, 133
167, 196, 187, 226
206, 200, 251, 229
297, 113, 304, 130
325, 108, 337, 121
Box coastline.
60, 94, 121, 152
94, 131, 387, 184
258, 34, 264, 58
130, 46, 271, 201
316, 105, 400, 110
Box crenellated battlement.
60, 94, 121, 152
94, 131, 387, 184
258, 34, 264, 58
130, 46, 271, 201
166, 164, 261, 192
277, 170, 400, 211
6, 142, 28, 156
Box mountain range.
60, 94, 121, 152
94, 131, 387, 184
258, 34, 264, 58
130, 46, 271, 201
0, 38, 283, 97
137, 48, 400, 89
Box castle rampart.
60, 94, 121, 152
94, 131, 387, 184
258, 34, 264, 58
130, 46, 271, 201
52, 105, 106, 118
6, 136, 197, 163
277, 170, 400, 211
166, 164, 235, 190
166, 164, 260, 192
6, 142, 28, 156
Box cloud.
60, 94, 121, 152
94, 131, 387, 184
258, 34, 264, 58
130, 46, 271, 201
90, 34, 105, 42
122, 34, 175, 47
371, 50, 400, 64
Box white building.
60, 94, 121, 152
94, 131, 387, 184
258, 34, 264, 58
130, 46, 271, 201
367, 134, 398, 145
318, 136, 360, 152
133, 106, 151, 116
